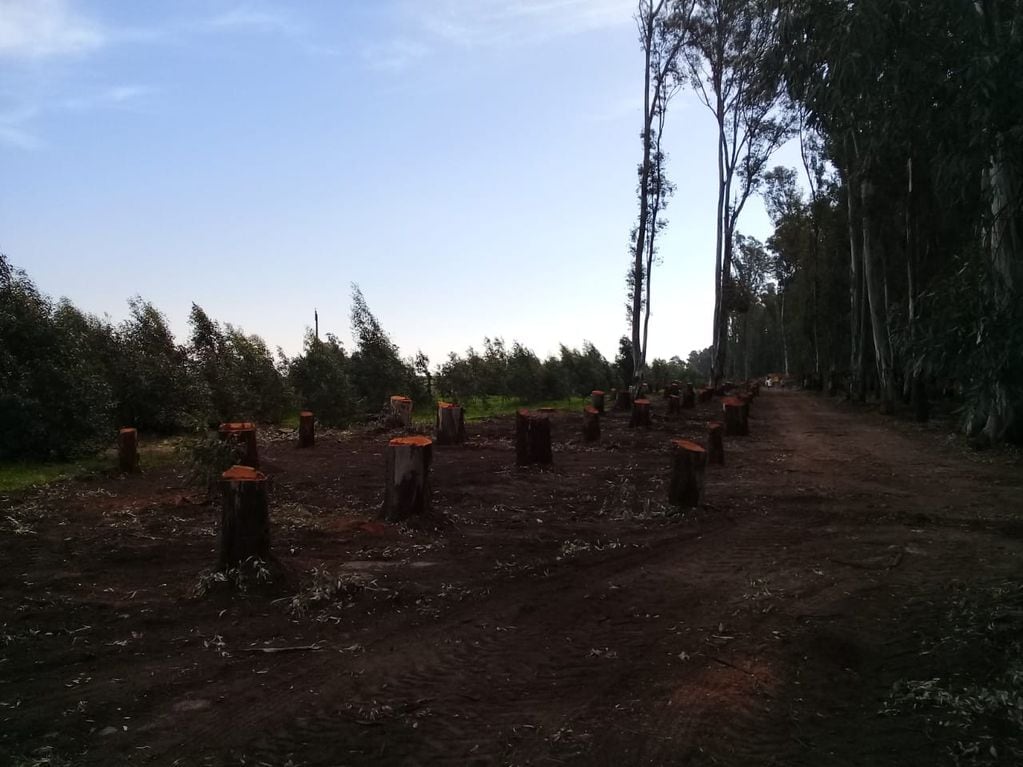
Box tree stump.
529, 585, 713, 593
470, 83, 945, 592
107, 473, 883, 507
435, 401, 466, 445
668, 381, 681, 397
707, 421, 724, 465
668, 439, 707, 507
515, 409, 553, 466
697, 387, 713, 404
614, 389, 633, 411
537, 407, 556, 416
637, 382, 650, 398
298, 411, 315, 448
219, 465, 270, 569
582, 405, 600, 441
382, 435, 433, 522
722, 398, 748, 436
117, 427, 139, 473
218, 422, 259, 468
590, 390, 605, 414
667, 395, 681, 415
389, 395, 413, 429
630, 398, 652, 428
682, 383, 696, 409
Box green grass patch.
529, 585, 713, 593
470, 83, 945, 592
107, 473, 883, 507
411, 395, 587, 423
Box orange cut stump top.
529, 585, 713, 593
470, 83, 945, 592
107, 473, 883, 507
222, 465, 266, 482
591, 390, 604, 396
634, 399, 651, 406
671, 439, 705, 453
390, 395, 412, 404
389, 435, 433, 447
438, 401, 459, 410
220, 422, 256, 432
707, 420, 723, 429
721, 397, 743, 407
119, 427, 137, 435
300, 410, 314, 417
584, 405, 599, 415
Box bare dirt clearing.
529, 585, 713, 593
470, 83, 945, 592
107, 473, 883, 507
2, 391, 1021, 766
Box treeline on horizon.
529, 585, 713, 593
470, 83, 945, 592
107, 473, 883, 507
0, 255, 703, 461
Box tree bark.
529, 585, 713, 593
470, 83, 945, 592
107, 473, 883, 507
847, 170, 863, 398
614, 390, 633, 411
630, 398, 652, 428
435, 402, 466, 445
582, 406, 601, 442
382, 436, 433, 522
590, 390, 606, 414
298, 411, 315, 448
682, 383, 696, 409
389, 396, 413, 429
722, 397, 748, 436
218, 422, 259, 468
668, 439, 707, 507
861, 178, 897, 413
219, 465, 270, 569
515, 410, 553, 466
667, 394, 681, 415
707, 421, 724, 465
117, 428, 139, 473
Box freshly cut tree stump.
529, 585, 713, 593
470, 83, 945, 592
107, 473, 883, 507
219, 422, 259, 468
382, 435, 433, 522
389, 395, 413, 429
515, 409, 553, 466
707, 421, 724, 465
697, 387, 713, 404
682, 383, 696, 409
668, 381, 681, 397
615, 389, 633, 411
591, 390, 606, 414
722, 397, 749, 436
668, 440, 707, 507
538, 407, 556, 415
118, 427, 139, 473
667, 395, 681, 415
219, 465, 270, 569
298, 411, 315, 448
630, 398, 652, 428
435, 402, 466, 445
582, 405, 601, 441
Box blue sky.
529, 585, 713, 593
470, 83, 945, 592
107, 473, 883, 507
1, 0, 796, 366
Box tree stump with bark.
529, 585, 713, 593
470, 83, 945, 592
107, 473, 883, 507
630, 398, 652, 428
389, 396, 413, 429
707, 421, 724, 465
435, 402, 466, 445
667, 395, 681, 415
298, 411, 315, 448
682, 383, 696, 409
582, 405, 601, 441
668, 440, 707, 508
219, 422, 259, 468
382, 435, 433, 522
591, 390, 605, 413
697, 387, 713, 404
118, 428, 139, 473
722, 397, 748, 436
219, 465, 270, 569
515, 409, 553, 466
615, 389, 633, 411
538, 407, 556, 416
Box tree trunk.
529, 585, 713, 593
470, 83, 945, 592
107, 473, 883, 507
515, 410, 552, 466
219, 465, 270, 569
667, 395, 681, 415
722, 397, 748, 436
780, 291, 790, 377
630, 398, 652, 428
435, 402, 466, 445
682, 383, 696, 409
117, 427, 139, 473
590, 390, 605, 414
847, 170, 863, 399
582, 406, 601, 442
668, 439, 707, 507
614, 390, 633, 411
219, 422, 259, 468
389, 396, 413, 429
382, 436, 433, 522
707, 421, 724, 465
861, 178, 897, 413
298, 411, 315, 448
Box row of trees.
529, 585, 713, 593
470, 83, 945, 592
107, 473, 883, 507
2, 256, 696, 460
627, 0, 1022, 444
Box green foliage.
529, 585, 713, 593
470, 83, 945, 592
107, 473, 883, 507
288, 332, 356, 427
178, 428, 240, 494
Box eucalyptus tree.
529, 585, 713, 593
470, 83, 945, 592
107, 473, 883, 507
684, 0, 792, 386
626, 0, 696, 385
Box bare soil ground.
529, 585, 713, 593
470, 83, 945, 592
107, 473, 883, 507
2, 390, 1022, 766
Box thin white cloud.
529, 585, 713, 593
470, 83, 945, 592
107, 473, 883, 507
0, 106, 42, 149
60, 84, 154, 112
362, 37, 431, 72
203, 5, 301, 36
0, 0, 105, 59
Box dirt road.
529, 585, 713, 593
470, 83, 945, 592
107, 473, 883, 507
2, 390, 1021, 765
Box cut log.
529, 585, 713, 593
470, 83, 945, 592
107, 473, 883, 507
298, 411, 315, 448
667, 395, 681, 416
389, 395, 413, 429
582, 405, 601, 441
668, 439, 707, 507
722, 397, 749, 436
219, 465, 270, 569
707, 421, 724, 465
682, 383, 696, 409
218, 422, 259, 468
590, 390, 605, 414
382, 435, 433, 522
117, 427, 139, 473
515, 409, 553, 466
435, 401, 466, 445
630, 398, 652, 428
614, 389, 633, 411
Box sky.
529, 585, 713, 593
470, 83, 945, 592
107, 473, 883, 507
0, 0, 801, 366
